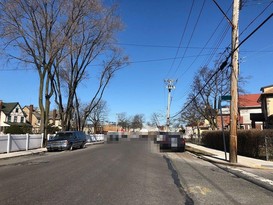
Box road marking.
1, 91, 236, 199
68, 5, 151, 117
188, 186, 211, 196
228, 167, 273, 186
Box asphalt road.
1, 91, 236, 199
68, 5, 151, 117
0, 140, 188, 205
167, 152, 273, 205
1, 140, 273, 205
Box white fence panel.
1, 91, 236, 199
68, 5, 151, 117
29, 134, 43, 149
95, 134, 105, 141
0, 134, 43, 153
0, 135, 8, 153
10, 135, 27, 152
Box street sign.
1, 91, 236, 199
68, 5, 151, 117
221, 95, 231, 101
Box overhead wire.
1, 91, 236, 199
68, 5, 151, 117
178, 3, 232, 80
240, 0, 273, 36
172, 0, 273, 117
165, 0, 195, 78
172, 0, 207, 78
171, 11, 273, 119
173, 2, 233, 105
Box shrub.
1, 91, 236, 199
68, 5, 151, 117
4, 124, 32, 134
201, 129, 273, 159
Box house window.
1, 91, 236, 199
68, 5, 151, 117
14, 116, 17, 122
15, 108, 19, 113
21, 117, 24, 123
8, 116, 11, 122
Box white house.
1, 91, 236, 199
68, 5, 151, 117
0, 100, 28, 133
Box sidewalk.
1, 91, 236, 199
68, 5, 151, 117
0, 148, 47, 160
0, 141, 104, 160
186, 142, 273, 169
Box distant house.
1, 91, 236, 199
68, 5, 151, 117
239, 94, 263, 129
257, 85, 273, 128
217, 94, 262, 130
0, 100, 29, 133
217, 85, 273, 130
48, 109, 62, 130
23, 105, 41, 133
23, 106, 62, 133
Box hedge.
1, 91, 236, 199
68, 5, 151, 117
201, 129, 273, 159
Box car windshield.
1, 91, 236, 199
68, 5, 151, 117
54, 133, 73, 140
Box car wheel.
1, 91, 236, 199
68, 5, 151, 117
180, 147, 185, 152
69, 144, 74, 151
80, 142, 85, 149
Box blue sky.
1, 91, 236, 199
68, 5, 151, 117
1, 0, 273, 124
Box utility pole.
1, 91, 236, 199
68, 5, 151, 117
230, 0, 240, 163
165, 79, 176, 132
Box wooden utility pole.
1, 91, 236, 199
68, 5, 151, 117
230, 0, 240, 163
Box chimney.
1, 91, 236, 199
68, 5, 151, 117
29, 105, 33, 125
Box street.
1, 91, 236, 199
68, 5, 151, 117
0, 140, 273, 205
167, 152, 273, 205
0, 140, 187, 205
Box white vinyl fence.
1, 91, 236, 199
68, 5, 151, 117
0, 134, 43, 154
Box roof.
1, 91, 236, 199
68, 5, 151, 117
260, 84, 273, 92
1, 102, 19, 115
23, 105, 41, 119
239, 94, 261, 108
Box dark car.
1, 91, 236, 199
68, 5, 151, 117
47, 131, 87, 151
157, 132, 185, 152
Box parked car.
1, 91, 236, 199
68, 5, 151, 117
47, 131, 86, 151
157, 133, 185, 152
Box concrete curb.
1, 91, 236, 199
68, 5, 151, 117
0, 141, 105, 160
0, 148, 47, 160
185, 144, 273, 170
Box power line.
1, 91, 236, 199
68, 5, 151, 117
165, 0, 195, 78
240, 0, 273, 35
116, 43, 224, 50
173, 2, 233, 104
171, 12, 273, 119
172, 0, 207, 77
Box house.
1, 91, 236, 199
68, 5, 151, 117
257, 85, 273, 128
217, 85, 273, 130
23, 105, 41, 133
23, 106, 62, 133
0, 100, 29, 133
239, 94, 263, 129
217, 94, 262, 130
48, 109, 62, 130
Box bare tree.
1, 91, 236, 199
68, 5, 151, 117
131, 114, 144, 131
0, 0, 128, 139
51, 1, 128, 131
148, 112, 164, 129
180, 95, 205, 140
117, 112, 131, 131
0, 0, 82, 143
183, 62, 248, 130
79, 51, 128, 131
191, 67, 219, 129
86, 100, 108, 134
